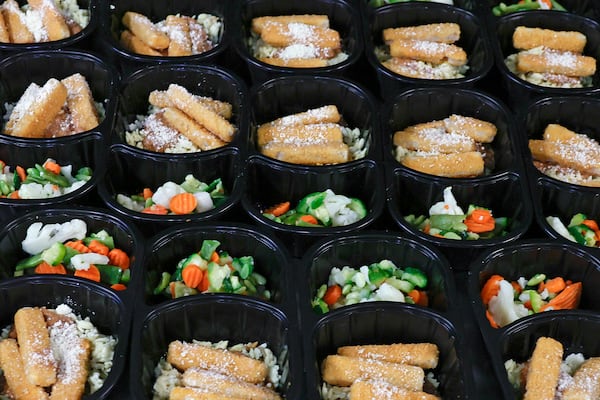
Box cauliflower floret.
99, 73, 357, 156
152, 182, 185, 208
373, 282, 405, 302
488, 280, 522, 327
194, 191, 214, 212
428, 186, 464, 215
22, 219, 87, 255
70, 253, 109, 270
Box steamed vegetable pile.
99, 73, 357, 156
152, 239, 270, 300
492, 0, 566, 16
481, 273, 582, 328
116, 174, 225, 215
14, 219, 131, 290
0, 158, 92, 199
311, 259, 429, 313
262, 189, 367, 227
405, 186, 509, 240
546, 213, 600, 248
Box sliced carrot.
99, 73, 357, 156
539, 0, 552, 8
15, 165, 26, 182
43, 160, 61, 175
108, 248, 130, 269
542, 277, 566, 294
540, 282, 582, 311
142, 188, 153, 200
111, 283, 127, 291
182, 264, 204, 289
582, 219, 599, 232
422, 223, 431, 234
486, 310, 499, 328
407, 289, 421, 304
142, 204, 169, 215
65, 240, 91, 253
210, 251, 219, 263
511, 281, 522, 295
408, 289, 428, 307
87, 239, 109, 256
323, 285, 342, 306
74, 264, 101, 282
465, 209, 495, 233
169, 281, 176, 299
481, 274, 504, 305
169, 192, 197, 215
299, 214, 319, 225
34, 261, 66, 275
263, 201, 290, 217
199, 270, 210, 292
7, 191, 19, 199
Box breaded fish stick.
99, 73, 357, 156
443, 114, 497, 143
543, 124, 600, 149
167, 341, 268, 384
349, 379, 441, 400
15, 307, 57, 387
122, 11, 169, 50
528, 140, 600, 175
257, 123, 343, 148
400, 152, 484, 178
166, 15, 192, 57
61, 73, 99, 133
523, 337, 563, 400
251, 14, 329, 34
258, 57, 328, 68
389, 39, 467, 66
142, 111, 182, 152
169, 387, 247, 400
260, 22, 340, 49
261, 141, 350, 165
321, 355, 425, 391
2, 0, 34, 43
513, 26, 587, 53
43, 110, 73, 138
337, 343, 440, 369
181, 368, 281, 400
162, 107, 226, 150
166, 84, 236, 142
120, 29, 162, 56
0, 339, 50, 400
149, 90, 233, 119
561, 357, 600, 400
393, 127, 476, 153
382, 57, 438, 79
516, 50, 596, 77
49, 335, 91, 400
383, 23, 460, 44
0, 12, 10, 42
28, 0, 70, 41
258, 105, 340, 132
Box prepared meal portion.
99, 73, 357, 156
321, 342, 441, 399
125, 84, 236, 153
529, 123, 600, 187
546, 213, 600, 247
248, 14, 349, 68
0, 303, 117, 398
0, 158, 91, 199
405, 186, 510, 240
505, 26, 596, 88
368, 0, 453, 7
0, 0, 89, 43
481, 273, 582, 328
262, 189, 367, 228
2, 73, 102, 138
492, 0, 566, 16
153, 340, 284, 400
119, 11, 221, 57
504, 336, 600, 399
14, 219, 131, 290
377, 22, 469, 80
152, 239, 270, 300
393, 114, 497, 177
116, 174, 225, 215
311, 259, 429, 313
256, 105, 367, 165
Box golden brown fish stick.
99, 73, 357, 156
166, 15, 192, 57
28, 0, 70, 41
337, 343, 440, 369
513, 26, 587, 53
169, 387, 245, 400
393, 126, 476, 154
49, 336, 91, 400
390, 39, 467, 66
257, 122, 343, 148
258, 57, 329, 68
120, 29, 162, 56
261, 142, 350, 165
162, 107, 226, 150
2, 0, 34, 43
260, 21, 340, 49
251, 14, 330, 34
181, 368, 282, 400
15, 307, 57, 387
258, 105, 340, 131
122, 11, 169, 50
0, 339, 50, 400
6, 78, 67, 138
321, 355, 425, 391
166, 84, 236, 142
141, 111, 182, 152
523, 337, 563, 400
543, 124, 600, 149
349, 379, 441, 400
0, 12, 10, 42
148, 90, 233, 119
61, 73, 99, 133
400, 151, 485, 178
43, 109, 73, 138
383, 23, 461, 44
382, 57, 438, 79
516, 50, 596, 77
528, 139, 600, 175
443, 114, 497, 143
561, 357, 600, 400
167, 341, 268, 384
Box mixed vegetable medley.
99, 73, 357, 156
14, 219, 131, 290
262, 189, 367, 227
546, 213, 600, 248
405, 186, 509, 240
116, 174, 226, 215
492, 0, 566, 16
152, 239, 271, 300
0, 158, 92, 199
311, 259, 429, 313
481, 273, 582, 328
